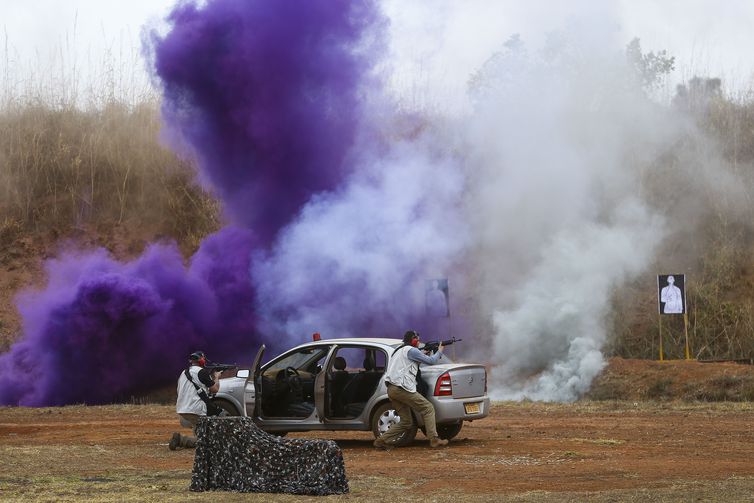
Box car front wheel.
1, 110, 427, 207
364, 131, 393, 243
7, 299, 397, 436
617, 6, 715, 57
211, 399, 240, 416
371, 402, 417, 446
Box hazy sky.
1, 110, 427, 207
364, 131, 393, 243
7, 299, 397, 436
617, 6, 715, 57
2, 0, 754, 103
1, 0, 171, 103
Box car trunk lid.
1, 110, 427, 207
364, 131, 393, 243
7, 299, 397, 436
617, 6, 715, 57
422, 364, 487, 398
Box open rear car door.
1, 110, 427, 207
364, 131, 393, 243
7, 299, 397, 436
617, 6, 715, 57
244, 344, 265, 417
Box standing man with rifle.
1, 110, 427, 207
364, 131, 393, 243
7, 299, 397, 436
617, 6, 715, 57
169, 351, 223, 451
374, 330, 449, 450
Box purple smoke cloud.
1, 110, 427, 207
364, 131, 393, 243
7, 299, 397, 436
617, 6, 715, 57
153, 0, 385, 244
0, 227, 256, 406
1, 0, 385, 405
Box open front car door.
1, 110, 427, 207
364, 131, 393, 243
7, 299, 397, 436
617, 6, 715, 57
244, 344, 265, 417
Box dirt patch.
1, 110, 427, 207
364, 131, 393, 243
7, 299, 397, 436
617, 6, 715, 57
2, 394, 754, 501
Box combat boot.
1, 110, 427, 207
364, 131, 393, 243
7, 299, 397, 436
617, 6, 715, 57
168, 432, 181, 451
430, 437, 448, 448
181, 434, 197, 449
373, 437, 393, 451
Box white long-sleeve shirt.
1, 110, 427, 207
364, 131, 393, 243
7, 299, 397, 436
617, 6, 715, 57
384, 346, 443, 393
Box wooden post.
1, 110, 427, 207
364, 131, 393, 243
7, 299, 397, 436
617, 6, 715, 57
683, 311, 691, 360
658, 316, 664, 361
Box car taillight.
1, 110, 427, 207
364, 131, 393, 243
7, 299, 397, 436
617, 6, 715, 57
434, 372, 452, 396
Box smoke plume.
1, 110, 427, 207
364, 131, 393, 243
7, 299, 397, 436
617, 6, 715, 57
459, 35, 675, 400
3, 0, 748, 406
252, 126, 470, 342
153, 0, 385, 243
0, 0, 384, 405
0, 227, 255, 406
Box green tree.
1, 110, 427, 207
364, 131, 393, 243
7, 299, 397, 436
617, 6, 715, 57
626, 37, 675, 90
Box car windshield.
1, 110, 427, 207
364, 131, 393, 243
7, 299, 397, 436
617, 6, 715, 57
266, 346, 330, 372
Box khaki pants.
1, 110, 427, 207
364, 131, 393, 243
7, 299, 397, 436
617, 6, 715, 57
177, 413, 199, 448
380, 383, 438, 445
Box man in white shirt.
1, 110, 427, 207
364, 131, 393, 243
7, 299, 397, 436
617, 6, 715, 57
375, 331, 449, 449
169, 351, 222, 450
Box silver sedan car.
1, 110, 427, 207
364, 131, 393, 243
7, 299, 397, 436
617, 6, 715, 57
212, 337, 490, 444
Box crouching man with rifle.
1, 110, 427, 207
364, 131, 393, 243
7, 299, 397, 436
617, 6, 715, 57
374, 330, 449, 450
169, 351, 231, 451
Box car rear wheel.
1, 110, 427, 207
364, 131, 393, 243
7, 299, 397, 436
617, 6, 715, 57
371, 402, 417, 446
420, 421, 463, 440
437, 422, 463, 440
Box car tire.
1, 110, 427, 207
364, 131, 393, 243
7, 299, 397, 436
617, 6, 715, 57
420, 421, 463, 440
212, 399, 240, 416
437, 422, 463, 440
371, 402, 417, 446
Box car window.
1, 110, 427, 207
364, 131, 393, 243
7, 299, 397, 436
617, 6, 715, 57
330, 347, 365, 371
373, 349, 386, 371
267, 346, 331, 373
330, 346, 387, 372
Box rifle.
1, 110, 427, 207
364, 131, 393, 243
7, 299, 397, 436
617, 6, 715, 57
205, 361, 238, 373
422, 337, 462, 354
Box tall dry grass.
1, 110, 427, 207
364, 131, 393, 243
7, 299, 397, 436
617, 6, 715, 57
1, 23, 220, 255
0, 100, 220, 254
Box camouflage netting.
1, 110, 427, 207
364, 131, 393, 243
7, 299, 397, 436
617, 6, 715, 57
190, 416, 349, 495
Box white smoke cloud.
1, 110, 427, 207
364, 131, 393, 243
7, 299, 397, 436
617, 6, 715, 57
459, 32, 677, 400
489, 201, 664, 401
253, 2, 748, 402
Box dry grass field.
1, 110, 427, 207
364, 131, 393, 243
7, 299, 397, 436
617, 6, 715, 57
3, 359, 754, 502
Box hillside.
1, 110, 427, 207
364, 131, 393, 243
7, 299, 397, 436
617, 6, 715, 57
587, 357, 754, 401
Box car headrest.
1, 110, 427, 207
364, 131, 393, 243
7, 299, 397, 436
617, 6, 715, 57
333, 356, 347, 371
363, 355, 376, 371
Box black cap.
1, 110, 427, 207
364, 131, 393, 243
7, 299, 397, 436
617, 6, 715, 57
189, 351, 206, 361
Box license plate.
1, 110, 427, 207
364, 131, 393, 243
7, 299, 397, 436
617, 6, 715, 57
464, 402, 481, 414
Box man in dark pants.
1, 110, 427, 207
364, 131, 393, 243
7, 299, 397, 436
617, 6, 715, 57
375, 330, 449, 449
169, 351, 221, 450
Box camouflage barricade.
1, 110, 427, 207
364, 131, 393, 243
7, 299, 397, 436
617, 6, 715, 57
190, 416, 349, 495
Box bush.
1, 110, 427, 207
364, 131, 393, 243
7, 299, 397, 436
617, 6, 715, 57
683, 375, 754, 402
646, 378, 674, 400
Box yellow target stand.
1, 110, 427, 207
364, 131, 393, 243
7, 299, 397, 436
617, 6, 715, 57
658, 313, 691, 361
657, 273, 693, 362
683, 311, 691, 360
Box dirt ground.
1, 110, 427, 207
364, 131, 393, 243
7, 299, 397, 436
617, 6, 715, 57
3, 360, 754, 502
